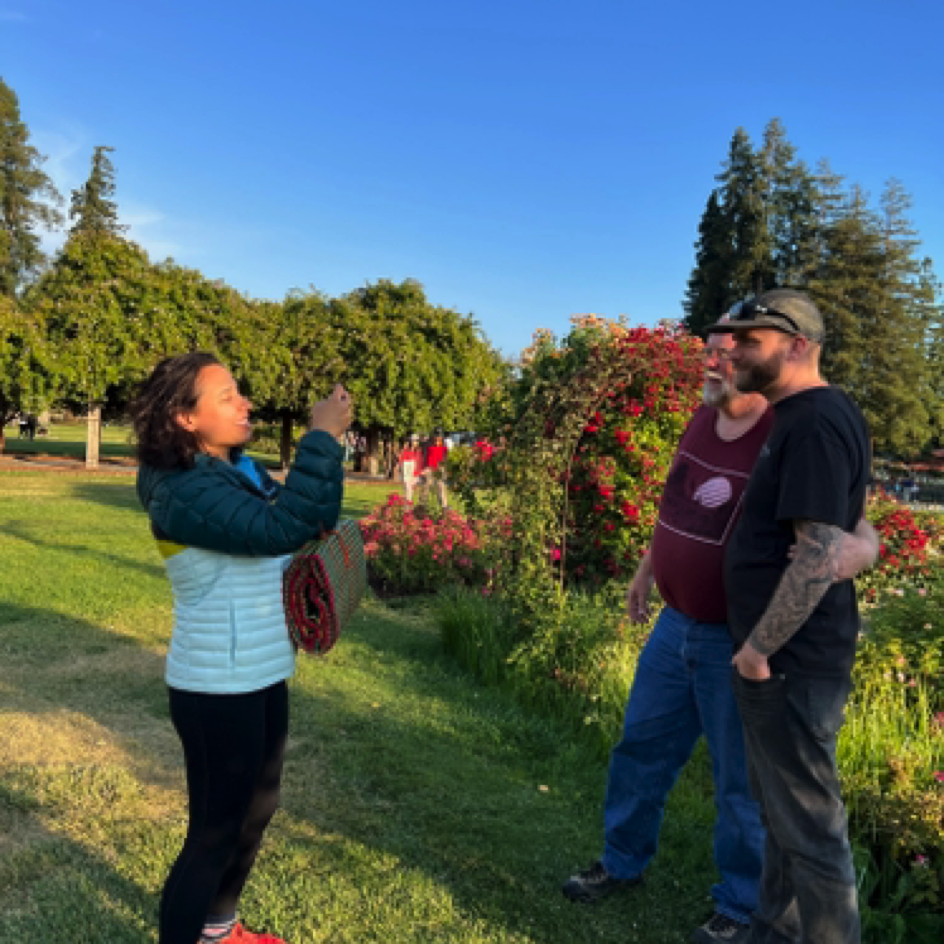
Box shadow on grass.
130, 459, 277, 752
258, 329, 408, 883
0, 778, 158, 943
70, 481, 147, 513
4, 438, 137, 461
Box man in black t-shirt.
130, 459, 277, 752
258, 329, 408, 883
707, 289, 873, 944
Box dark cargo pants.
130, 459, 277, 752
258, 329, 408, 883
732, 670, 859, 944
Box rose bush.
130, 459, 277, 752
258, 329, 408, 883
359, 493, 505, 597
859, 490, 940, 605
449, 316, 704, 589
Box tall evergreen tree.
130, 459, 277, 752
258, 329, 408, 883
870, 180, 937, 451
807, 181, 936, 453
683, 190, 733, 334
684, 127, 773, 330
806, 184, 882, 401
915, 258, 944, 448
69, 146, 126, 237
760, 118, 818, 288
717, 127, 771, 299
0, 78, 63, 296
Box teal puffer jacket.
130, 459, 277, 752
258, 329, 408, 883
137, 430, 344, 556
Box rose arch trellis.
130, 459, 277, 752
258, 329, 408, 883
492, 323, 704, 618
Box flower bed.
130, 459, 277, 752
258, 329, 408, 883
359, 494, 505, 597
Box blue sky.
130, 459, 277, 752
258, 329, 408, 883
2, 0, 942, 357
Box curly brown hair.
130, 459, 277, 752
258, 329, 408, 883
131, 352, 222, 469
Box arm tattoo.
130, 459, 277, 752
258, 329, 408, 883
747, 520, 843, 658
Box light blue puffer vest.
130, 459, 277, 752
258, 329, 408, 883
161, 543, 296, 694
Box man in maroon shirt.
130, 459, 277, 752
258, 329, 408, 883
562, 326, 877, 944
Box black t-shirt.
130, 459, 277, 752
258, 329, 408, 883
724, 386, 871, 678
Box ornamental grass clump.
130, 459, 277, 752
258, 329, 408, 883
841, 575, 943, 931
359, 493, 504, 597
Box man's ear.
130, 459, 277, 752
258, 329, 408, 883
787, 335, 809, 363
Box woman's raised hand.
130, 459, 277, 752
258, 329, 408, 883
309, 385, 353, 438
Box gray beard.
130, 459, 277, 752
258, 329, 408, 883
702, 379, 735, 408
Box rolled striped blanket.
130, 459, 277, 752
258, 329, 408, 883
282, 519, 366, 654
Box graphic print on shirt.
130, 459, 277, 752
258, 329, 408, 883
658, 449, 752, 545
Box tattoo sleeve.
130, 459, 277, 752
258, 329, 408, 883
746, 520, 844, 658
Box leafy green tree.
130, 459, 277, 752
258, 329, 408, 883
253, 291, 343, 469
0, 78, 63, 296
25, 234, 156, 466
0, 296, 55, 452
25, 235, 240, 464
327, 279, 502, 473
69, 146, 126, 238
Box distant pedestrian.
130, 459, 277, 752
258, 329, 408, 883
424, 433, 449, 509
398, 434, 424, 503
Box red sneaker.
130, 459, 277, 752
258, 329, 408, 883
224, 923, 286, 944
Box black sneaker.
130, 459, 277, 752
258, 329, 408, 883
561, 861, 642, 903
691, 912, 751, 943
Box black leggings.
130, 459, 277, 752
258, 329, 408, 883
159, 682, 289, 944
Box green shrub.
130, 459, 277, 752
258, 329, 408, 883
437, 584, 653, 757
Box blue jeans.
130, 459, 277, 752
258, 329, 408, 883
602, 606, 764, 924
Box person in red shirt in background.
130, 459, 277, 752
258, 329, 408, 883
424, 433, 449, 509
398, 434, 424, 503
475, 438, 495, 461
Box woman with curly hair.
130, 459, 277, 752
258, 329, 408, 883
131, 352, 352, 944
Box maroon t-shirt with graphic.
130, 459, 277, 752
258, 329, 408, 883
649, 404, 774, 623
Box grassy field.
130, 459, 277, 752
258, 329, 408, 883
0, 470, 719, 944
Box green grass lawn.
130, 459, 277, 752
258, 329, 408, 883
3, 421, 138, 461
2, 422, 296, 469
0, 470, 718, 944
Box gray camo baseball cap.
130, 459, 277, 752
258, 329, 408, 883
706, 289, 825, 344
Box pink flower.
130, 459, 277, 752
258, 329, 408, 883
550, 548, 561, 561
934, 771, 944, 783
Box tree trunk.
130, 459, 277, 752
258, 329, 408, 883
86, 403, 102, 469
280, 411, 293, 471
0, 399, 10, 455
